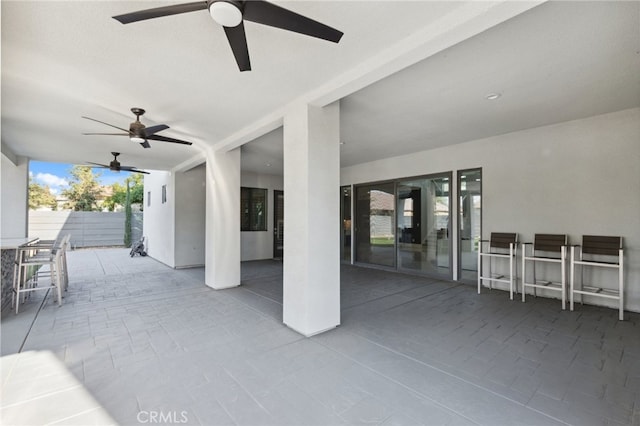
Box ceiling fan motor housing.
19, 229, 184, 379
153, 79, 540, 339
129, 120, 146, 140
208, 0, 243, 27
109, 152, 121, 170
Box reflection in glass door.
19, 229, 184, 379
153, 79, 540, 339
355, 183, 396, 268
341, 186, 352, 262
458, 169, 482, 282
396, 174, 451, 277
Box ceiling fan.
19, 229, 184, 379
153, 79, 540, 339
87, 152, 150, 175
112, 0, 344, 71
82, 107, 193, 149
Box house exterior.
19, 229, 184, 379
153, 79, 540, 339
2, 1, 639, 336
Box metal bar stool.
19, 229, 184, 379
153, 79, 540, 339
570, 235, 624, 320
478, 232, 518, 300
521, 234, 568, 309
12, 239, 64, 314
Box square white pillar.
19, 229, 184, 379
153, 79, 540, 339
283, 102, 340, 336
205, 147, 241, 289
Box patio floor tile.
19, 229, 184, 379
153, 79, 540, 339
2, 248, 639, 425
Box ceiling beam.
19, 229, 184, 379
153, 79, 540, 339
1, 140, 20, 166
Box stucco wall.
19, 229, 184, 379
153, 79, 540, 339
174, 165, 206, 268
1, 154, 28, 238
142, 171, 175, 268
341, 108, 640, 312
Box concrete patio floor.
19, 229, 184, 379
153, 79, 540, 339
1, 248, 639, 425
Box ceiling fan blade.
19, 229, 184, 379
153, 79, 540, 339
86, 162, 110, 168
141, 140, 152, 149
243, 0, 343, 43
121, 167, 150, 175
113, 2, 208, 24
144, 124, 170, 136
224, 22, 251, 71
82, 132, 129, 136
82, 116, 131, 133
147, 134, 193, 145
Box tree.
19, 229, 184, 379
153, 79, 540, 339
103, 173, 144, 211
129, 173, 144, 207
62, 166, 102, 211
28, 178, 57, 210
124, 181, 132, 247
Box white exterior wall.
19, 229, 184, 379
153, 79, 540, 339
241, 172, 283, 261
175, 165, 206, 268
341, 108, 640, 312
142, 171, 175, 268
1, 154, 28, 238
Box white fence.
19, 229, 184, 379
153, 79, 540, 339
28, 211, 142, 248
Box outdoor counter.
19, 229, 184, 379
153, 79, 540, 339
1, 237, 38, 312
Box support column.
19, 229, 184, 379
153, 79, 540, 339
205, 147, 241, 289
283, 102, 340, 336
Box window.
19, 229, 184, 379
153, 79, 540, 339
241, 187, 267, 231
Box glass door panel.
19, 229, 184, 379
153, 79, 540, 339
273, 190, 284, 258
355, 183, 395, 267
341, 186, 352, 263
397, 174, 451, 278
458, 169, 482, 282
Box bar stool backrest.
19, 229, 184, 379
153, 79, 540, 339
582, 235, 622, 256
534, 234, 567, 253
490, 232, 517, 249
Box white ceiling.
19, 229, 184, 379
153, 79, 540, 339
2, 1, 639, 176
244, 0, 640, 175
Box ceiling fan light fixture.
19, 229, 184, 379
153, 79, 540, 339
209, 1, 242, 27
130, 135, 145, 143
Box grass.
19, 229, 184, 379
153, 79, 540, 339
370, 236, 395, 246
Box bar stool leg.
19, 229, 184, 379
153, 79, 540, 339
619, 251, 624, 321
477, 250, 482, 294
508, 243, 514, 300
561, 246, 566, 310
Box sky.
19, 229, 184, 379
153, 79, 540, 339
30, 161, 134, 195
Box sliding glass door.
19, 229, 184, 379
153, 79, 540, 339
397, 174, 451, 277
355, 183, 396, 268
458, 169, 482, 282
341, 186, 352, 263
353, 174, 452, 278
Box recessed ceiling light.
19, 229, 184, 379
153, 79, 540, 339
486, 93, 501, 100
339, 141, 345, 145
266, 163, 271, 167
